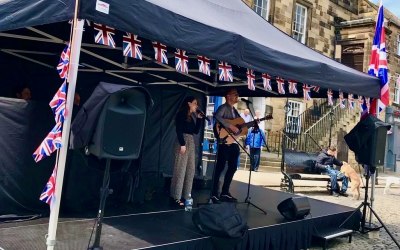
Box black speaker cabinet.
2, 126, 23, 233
89, 88, 148, 159
345, 115, 390, 166
277, 197, 310, 221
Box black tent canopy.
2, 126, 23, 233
0, 0, 380, 98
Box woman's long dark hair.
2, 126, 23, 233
178, 96, 197, 121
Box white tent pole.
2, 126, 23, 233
46, 8, 84, 250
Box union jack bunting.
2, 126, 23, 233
218, 61, 233, 82
262, 73, 272, 91
357, 96, 364, 111
312, 85, 320, 93
40, 165, 57, 206
276, 77, 285, 94
174, 49, 189, 74
122, 33, 142, 60
32, 122, 63, 163
302, 84, 312, 101
49, 81, 67, 123
368, 3, 389, 116
57, 44, 70, 80
246, 69, 255, 90
197, 55, 210, 76
327, 89, 334, 106
348, 94, 355, 110
93, 23, 116, 48
288, 80, 298, 94
339, 91, 346, 109
152, 42, 168, 64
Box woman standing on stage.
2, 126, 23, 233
170, 96, 203, 207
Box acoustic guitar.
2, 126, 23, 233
215, 115, 273, 144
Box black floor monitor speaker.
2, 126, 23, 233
277, 197, 310, 221
89, 88, 148, 160
345, 115, 390, 166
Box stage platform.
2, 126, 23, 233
0, 180, 360, 250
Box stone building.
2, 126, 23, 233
241, 0, 400, 167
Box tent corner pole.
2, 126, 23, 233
46, 18, 85, 250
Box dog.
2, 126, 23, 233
383, 176, 400, 195
340, 162, 361, 200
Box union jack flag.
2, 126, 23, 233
348, 94, 355, 110
312, 85, 320, 93
327, 89, 334, 106
175, 49, 189, 74
93, 23, 116, 48
40, 165, 57, 206
218, 61, 233, 82
262, 73, 272, 91
357, 96, 364, 111
246, 69, 255, 90
57, 44, 70, 80
276, 77, 285, 94
49, 81, 67, 123
288, 80, 297, 94
32, 122, 63, 162
368, 3, 389, 116
339, 91, 346, 109
302, 84, 312, 101
152, 41, 168, 64
122, 33, 142, 60
197, 55, 210, 76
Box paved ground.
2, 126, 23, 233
233, 169, 400, 250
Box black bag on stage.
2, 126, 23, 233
192, 203, 248, 238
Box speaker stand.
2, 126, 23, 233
88, 159, 113, 250
339, 166, 400, 248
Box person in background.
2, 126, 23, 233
16, 86, 32, 101
245, 126, 266, 172
212, 88, 241, 203
240, 108, 251, 123
315, 146, 349, 197
170, 96, 204, 208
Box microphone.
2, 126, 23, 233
241, 98, 252, 104
196, 108, 210, 122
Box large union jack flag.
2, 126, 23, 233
276, 77, 285, 94
262, 73, 272, 91
93, 23, 116, 48
327, 89, 334, 106
57, 44, 70, 80
152, 42, 168, 64
218, 62, 233, 82
288, 80, 298, 94
123, 33, 142, 60
246, 69, 255, 90
368, 3, 389, 116
302, 84, 312, 101
49, 81, 67, 123
197, 55, 210, 76
32, 122, 63, 162
40, 165, 57, 206
175, 49, 189, 74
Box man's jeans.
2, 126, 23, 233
324, 166, 348, 192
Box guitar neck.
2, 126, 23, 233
242, 117, 269, 129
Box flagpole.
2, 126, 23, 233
46, 2, 84, 249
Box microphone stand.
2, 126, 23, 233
239, 102, 267, 214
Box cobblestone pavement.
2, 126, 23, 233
233, 170, 400, 249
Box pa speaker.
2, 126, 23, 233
345, 115, 390, 166
277, 197, 310, 220
88, 88, 148, 160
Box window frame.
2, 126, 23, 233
253, 0, 270, 21
292, 3, 308, 44
397, 34, 400, 56
395, 74, 400, 104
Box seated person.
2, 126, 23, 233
315, 146, 348, 197
15, 86, 32, 100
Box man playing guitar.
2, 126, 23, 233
212, 88, 241, 203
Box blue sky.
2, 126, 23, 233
372, 0, 400, 18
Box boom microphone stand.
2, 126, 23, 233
339, 165, 400, 248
